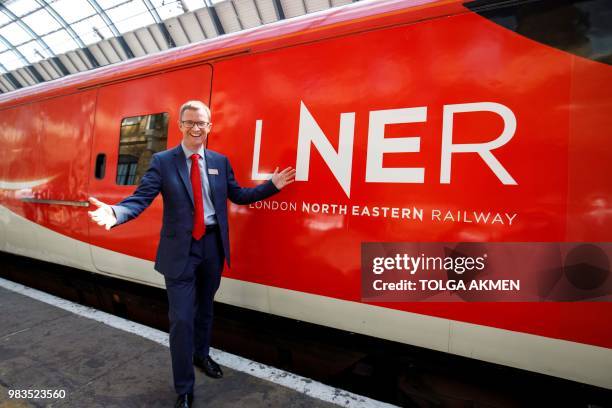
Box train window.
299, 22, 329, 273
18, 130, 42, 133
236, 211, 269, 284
466, 0, 612, 65
116, 112, 169, 185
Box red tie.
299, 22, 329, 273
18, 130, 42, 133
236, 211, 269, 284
190, 154, 206, 240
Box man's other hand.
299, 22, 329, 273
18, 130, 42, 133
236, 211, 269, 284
271, 167, 296, 190
88, 197, 117, 230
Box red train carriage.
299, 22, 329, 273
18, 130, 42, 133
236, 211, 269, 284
0, 0, 611, 389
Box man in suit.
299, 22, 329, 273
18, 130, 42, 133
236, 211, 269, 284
88, 100, 295, 407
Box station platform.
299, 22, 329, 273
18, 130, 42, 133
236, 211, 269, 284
0, 280, 387, 408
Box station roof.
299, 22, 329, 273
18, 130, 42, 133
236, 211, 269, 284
0, 0, 354, 93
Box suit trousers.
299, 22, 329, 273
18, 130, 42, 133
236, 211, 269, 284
164, 227, 224, 395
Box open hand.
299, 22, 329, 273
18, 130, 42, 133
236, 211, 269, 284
271, 166, 296, 190
88, 197, 117, 230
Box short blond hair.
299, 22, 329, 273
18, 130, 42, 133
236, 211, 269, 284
179, 100, 211, 120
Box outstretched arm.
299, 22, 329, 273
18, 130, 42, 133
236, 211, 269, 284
88, 197, 117, 230
226, 158, 295, 205
271, 166, 296, 190
88, 154, 163, 229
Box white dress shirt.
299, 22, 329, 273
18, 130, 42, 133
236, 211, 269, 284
181, 142, 217, 226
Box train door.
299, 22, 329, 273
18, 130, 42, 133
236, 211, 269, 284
89, 64, 213, 284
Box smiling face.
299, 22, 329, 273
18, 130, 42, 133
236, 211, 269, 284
179, 107, 212, 152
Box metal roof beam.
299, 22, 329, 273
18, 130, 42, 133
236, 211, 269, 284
25, 66, 43, 82
142, 0, 176, 48
229, 0, 244, 30
142, 0, 163, 24
50, 57, 70, 75
0, 4, 54, 60
204, 0, 225, 35
191, 10, 208, 39
35, 0, 80, 46
33, 0, 101, 68
0, 4, 70, 81
175, 17, 192, 43
0, 34, 46, 83
33, 60, 53, 79
145, 26, 163, 51
87, 0, 121, 37
115, 36, 135, 59
0, 35, 29, 66
78, 47, 100, 69
86, 0, 136, 59
156, 22, 177, 48
2, 72, 23, 89
0, 4, 44, 31
272, 0, 286, 20
252, 0, 264, 24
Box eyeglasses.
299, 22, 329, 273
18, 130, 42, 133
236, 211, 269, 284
181, 120, 212, 128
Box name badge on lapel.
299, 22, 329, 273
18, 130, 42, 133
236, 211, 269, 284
208, 168, 219, 175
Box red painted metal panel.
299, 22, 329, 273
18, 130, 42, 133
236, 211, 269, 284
567, 56, 612, 242
0, 91, 96, 243
209, 11, 611, 348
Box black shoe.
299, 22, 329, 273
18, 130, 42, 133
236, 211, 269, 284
174, 393, 193, 408
194, 355, 223, 378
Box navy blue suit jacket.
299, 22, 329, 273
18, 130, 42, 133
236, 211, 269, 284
112, 144, 279, 278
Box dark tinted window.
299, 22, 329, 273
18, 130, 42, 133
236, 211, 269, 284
117, 113, 168, 185
466, 0, 612, 65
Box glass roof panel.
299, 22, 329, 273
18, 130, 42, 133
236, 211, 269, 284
50, 0, 96, 24
42, 29, 76, 54
22, 9, 62, 36
151, 0, 185, 20
17, 41, 46, 63
0, 22, 32, 46
0, 12, 10, 26
105, 0, 155, 34
4, 0, 40, 17
181, 0, 206, 12
72, 15, 114, 45
0, 0, 342, 85
0, 50, 24, 71
97, 0, 132, 9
